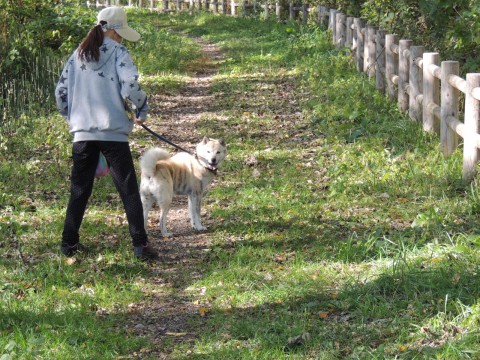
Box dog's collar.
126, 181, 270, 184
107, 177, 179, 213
195, 154, 218, 175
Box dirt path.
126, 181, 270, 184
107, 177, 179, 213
125, 38, 225, 358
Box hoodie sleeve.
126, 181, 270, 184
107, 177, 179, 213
116, 46, 148, 120
55, 53, 74, 118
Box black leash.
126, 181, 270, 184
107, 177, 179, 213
140, 123, 218, 174
141, 124, 193, 155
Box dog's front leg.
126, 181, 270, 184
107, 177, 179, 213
188, 194, 207, 231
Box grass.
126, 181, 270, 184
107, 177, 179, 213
0, 10, 201, 359
2, 9, 480, 359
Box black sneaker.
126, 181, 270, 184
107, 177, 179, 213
134, 243, 159, 261
61, 243, 90, 257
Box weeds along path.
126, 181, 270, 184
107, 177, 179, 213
128, 32, 305, 355
126, 37, 226, 356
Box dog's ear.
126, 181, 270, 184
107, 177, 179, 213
202, 136, 209, 144
219, 138, 226, 147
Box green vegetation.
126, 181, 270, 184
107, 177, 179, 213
166, 13, 480, 358
314, 0, 480, 73
0, 10, 201, 359
359, 0, 480, 73
2, 8, 480, 360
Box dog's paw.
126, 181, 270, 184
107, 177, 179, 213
194, 225, 207, 231
161, 232, 173, 238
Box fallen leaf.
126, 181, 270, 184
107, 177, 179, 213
74, 284, 95, 297
165, 332, 187, 337
285, 332, 311, 350
319, 312, 329, 319
198, 307, 209, 316
65, 258, 77, 265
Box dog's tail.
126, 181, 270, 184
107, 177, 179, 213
139, 148, 171, 178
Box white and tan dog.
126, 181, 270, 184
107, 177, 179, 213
139, 137, 227, 237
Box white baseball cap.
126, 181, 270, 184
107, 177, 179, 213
97, 6, 140, 42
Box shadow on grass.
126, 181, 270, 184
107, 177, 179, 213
179, 261, 480, 358
0, 306, 147, 357
208, 153, 479, 265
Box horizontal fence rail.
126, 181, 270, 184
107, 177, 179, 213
87, 0, 480, 182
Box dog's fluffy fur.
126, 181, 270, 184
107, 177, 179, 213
139, 137, 227, 237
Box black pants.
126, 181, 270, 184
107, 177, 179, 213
62, 141, 148, 247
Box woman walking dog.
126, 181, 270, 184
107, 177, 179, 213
55, 6, 158, 260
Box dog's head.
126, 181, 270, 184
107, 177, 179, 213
196, 137, 227, 171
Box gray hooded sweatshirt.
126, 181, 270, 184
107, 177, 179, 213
55, 37, 148, 142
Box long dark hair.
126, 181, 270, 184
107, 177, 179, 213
77, 21, 106, 62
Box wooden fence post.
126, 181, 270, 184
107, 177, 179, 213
409, 46, 424, 121
231, 0, 236, 15
328, 9, 334, 30
351, 18, 358, 52
302, 4, 308, 25
365, 25, 376, 77
375, 29, 386, 93
223, 0, 227, 15
422, 52, 440, 134
346, 17, 354, 49
354, 18, 365, 73
318, 6, 328, 28
264, 2, 269, 18
289, 3, 294, 20
398, 39, 412, 112
275, 2, 281, 20
335, 13, 346, 47
441, 61, 460, 156
385, 34, 398, 100
329, 9, 337, 44
463, 73, 480, 181
363, 24, 370, 74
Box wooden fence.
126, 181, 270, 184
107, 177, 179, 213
87, 1, 480, 182
329, 9, 480, 182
